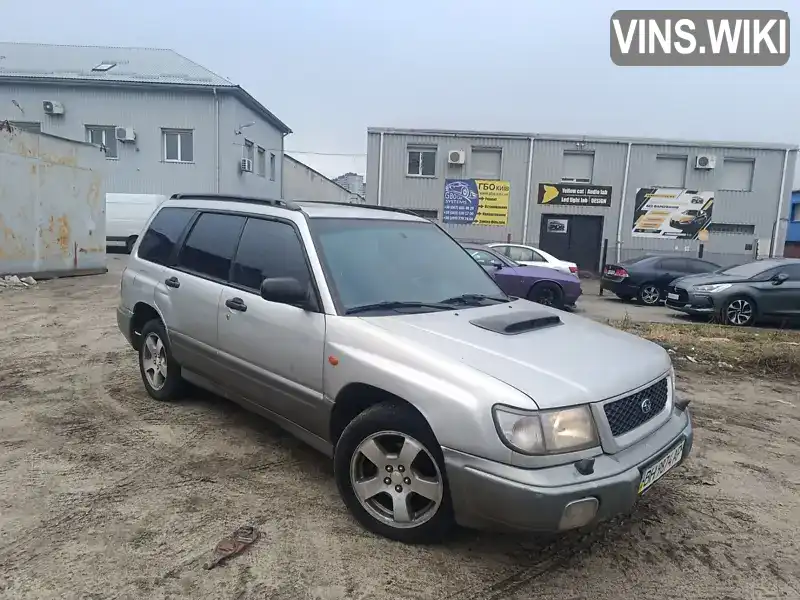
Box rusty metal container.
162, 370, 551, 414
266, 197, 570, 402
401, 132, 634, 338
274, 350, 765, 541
1, 123, 107, 277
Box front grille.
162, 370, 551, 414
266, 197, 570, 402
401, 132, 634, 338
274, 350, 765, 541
604, 377, 669, 437
666, 286, 689, 304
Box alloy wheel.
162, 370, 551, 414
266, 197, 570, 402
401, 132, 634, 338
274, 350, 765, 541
641, 285, 660, 305
349, 431, 443, 529
726, 299, 753, 326
142, 332, 168, 390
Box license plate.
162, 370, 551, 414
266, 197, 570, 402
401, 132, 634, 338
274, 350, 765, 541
667, 293, 679, 300
638, 440, 685, 494
605, 269, 616, 276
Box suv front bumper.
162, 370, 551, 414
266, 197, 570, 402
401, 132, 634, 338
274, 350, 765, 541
443, 407, 692, 533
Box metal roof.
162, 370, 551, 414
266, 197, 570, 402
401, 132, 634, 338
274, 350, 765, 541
368, 127, 798, 152
0, 42, 291, 134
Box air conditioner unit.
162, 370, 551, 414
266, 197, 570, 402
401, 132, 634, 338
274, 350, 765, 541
115, 126, 136, 142
695, 154, 717, 169
240, 158, 253, 173
42, 100, 65, 115
448, 150, 466, 165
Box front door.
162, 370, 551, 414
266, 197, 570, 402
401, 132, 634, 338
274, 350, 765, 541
539, 214, 604, 273
216, 216, 327, 439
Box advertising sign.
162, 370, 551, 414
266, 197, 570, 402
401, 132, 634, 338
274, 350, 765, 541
443, 179, 510, 226
538, 183, 612, 207
632, 187, 714, 240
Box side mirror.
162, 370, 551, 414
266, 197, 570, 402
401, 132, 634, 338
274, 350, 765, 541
260, 277, 309, 306
772, 272, 789, 285
490, 261, 503, 269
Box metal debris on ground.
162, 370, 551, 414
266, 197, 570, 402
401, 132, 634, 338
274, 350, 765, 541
203, 525, 260, 570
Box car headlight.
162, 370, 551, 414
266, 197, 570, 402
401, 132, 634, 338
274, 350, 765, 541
493, 405, 599, 455
693, 283, 732, 293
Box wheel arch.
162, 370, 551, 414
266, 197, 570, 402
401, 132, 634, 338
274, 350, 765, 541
330, 383, 434, 447
130, 302, 168, 351
526, 279, 564, 300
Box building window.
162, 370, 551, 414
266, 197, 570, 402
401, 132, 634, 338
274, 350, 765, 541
257, 147, 266, 177
471, 147, 502, 180
791, 203, 800, 222
244, 139, 255, 163
708, 223, 756, 235
655, 155, 687, 187
269, 153, 276, 181
561, 151, 594, 183
162, 129, 193, 163
407, 146, 436, 177
720, 158, 755, 192
86, 125, 118, 159
407, 209, 439, 220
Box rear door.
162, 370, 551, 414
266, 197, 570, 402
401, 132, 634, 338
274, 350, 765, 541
656, 258, 691, 290
157, 211, 246, 376
768, 264, 800, 316
216, 216, 327, 438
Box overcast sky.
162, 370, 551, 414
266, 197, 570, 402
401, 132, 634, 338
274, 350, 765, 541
7, 0, 797, 183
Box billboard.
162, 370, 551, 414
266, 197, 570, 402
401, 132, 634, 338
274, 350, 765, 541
632, 187, 714, 240
442, 179, 510, 226
538, 183, 612, 207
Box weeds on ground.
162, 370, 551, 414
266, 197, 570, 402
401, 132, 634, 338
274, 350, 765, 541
611, 315, 800, 381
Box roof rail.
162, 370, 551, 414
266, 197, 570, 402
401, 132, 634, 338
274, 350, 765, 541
293, 200, 421, 218
169, 193, 301, 211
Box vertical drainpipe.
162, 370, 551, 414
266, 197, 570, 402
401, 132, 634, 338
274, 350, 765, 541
615, 142, 633, 262
521, 136, 535, 243
770, 148, 791, 257
376, 132, 385, 206
281, 132, 287, 199
213, 87, 220, 193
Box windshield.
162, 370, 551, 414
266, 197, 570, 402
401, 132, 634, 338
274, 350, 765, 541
718, 261, 775, 278
309, 218, 508, 314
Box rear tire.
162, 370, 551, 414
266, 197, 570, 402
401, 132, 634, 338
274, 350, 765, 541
138, 319, 185, 401
528, 282, 564, 309
638, 283, 661, 306
334, 403, 454, 544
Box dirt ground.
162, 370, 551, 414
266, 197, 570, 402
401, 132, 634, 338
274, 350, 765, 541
1, 257, 799, 600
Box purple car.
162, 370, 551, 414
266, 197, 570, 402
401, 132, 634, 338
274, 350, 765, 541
462, 243, 582, 309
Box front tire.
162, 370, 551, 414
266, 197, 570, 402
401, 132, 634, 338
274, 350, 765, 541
138, 319, 184, 401
722, 297, 756, 327
638, 283, 661, 306
334, 403, 454, 543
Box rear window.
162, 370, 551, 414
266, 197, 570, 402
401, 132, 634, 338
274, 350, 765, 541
137, 207, 195, 265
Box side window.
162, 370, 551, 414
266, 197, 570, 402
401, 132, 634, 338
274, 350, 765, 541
231, 218, 312, 292
778, 264, 800, 281
660, 258, 687, 272
469, 250, 496, 266
508, 247, 534, 262
530, 250, 547, 263
176, 213, 246, 280
137, 207, 196, 265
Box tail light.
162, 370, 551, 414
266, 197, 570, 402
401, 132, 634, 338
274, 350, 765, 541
569, 265, 578, 274
603, 265, 629, 278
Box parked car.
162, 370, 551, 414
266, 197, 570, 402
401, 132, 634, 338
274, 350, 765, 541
106, 193, 167, 253
487, 243, 578, 275
666, 258, 800, 326
601, 255, 721, 306
462, 243, 581, 309
669, 209, 711, 235
118, 195, 692, 543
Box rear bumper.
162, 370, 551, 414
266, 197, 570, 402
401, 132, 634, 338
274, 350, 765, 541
443, 407, 693, 533
600, 278, 638, 298
117, 306, 135, 347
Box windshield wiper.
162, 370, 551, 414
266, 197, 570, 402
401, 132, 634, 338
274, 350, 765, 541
345, 301, 453, 315
438, 293, 510, 306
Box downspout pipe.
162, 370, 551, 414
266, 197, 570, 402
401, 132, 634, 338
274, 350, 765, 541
281, 132, 288, 199
521, 136, 535, 243
376, 132, 385, 206
213, 87, 220, 193
615, 142, 633, 262
770, 148, 791, 257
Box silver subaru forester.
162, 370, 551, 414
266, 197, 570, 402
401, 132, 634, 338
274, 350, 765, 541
117, 194, 693, 543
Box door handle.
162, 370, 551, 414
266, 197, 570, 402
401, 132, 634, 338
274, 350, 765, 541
164, 276, 180, 289
225, 297, 247, 312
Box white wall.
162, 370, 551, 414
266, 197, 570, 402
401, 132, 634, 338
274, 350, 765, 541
283, 156, 362, 203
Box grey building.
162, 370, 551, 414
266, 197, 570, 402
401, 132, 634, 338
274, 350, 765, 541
284, 155, 365, 204
367, 127, 797, 270
0, 42, 291, 198
333, 171, 366, 199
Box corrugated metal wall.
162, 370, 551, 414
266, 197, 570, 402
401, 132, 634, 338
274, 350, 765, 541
1, 127, 106, 276
367, 130, 796, 266
283, 157, 360, 203
0, 83, 283, 198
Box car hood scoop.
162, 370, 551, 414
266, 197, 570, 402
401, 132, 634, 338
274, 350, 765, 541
470, 310, 562, 335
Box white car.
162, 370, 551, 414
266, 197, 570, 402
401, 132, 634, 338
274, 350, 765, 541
488, 243, 578, 275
